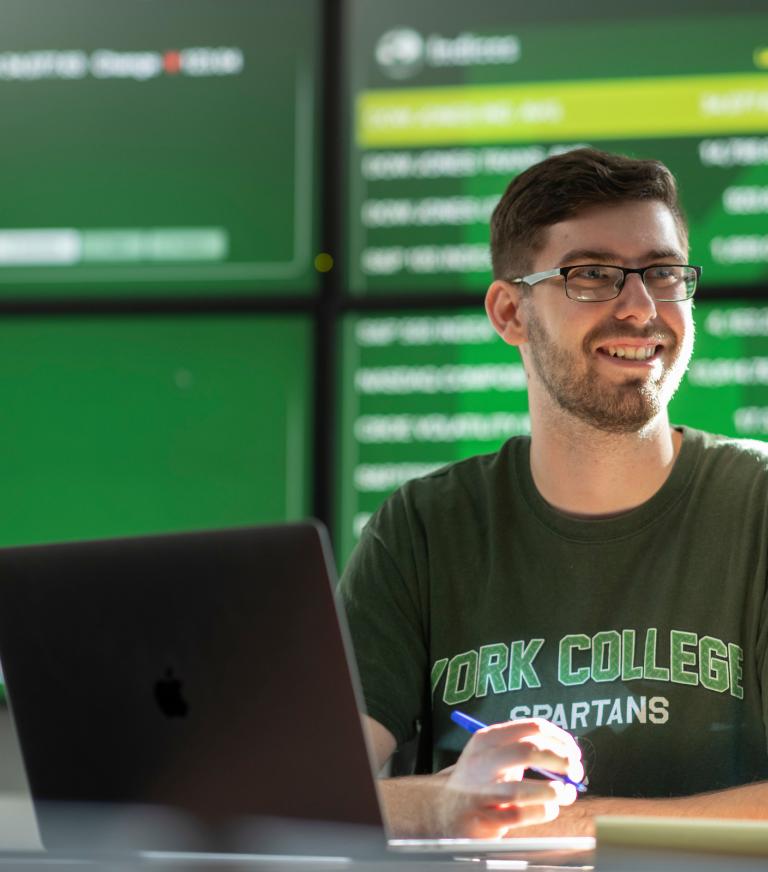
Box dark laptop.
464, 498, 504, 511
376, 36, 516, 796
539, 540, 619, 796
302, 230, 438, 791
0, 522, 385, 856
0, 522, 593, 861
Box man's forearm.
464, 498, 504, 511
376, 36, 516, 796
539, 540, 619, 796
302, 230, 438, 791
377, 774, 451, 838
378, 777, 768, 838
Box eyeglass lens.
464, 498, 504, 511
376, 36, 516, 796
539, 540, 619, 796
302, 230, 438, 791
565, 266, 697, 302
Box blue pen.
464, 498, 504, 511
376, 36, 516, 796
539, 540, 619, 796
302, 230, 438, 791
450, 710, 588, 794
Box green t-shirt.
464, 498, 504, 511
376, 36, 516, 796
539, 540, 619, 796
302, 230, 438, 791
338, 427, 768, 798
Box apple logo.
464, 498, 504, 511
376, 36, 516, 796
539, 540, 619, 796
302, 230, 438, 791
154, 667, 189, 717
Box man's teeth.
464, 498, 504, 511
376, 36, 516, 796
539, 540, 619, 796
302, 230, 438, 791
604, 345, 657, 360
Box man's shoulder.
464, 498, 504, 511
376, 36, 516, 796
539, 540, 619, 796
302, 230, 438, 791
366, 436, 525, 534
685, 425, 768, 481
397, 436, 522, 498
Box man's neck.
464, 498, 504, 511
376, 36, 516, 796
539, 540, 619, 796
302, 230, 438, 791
528, 404, 683, 519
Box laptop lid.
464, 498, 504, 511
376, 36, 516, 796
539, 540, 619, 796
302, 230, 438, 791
0, 522, 386, 855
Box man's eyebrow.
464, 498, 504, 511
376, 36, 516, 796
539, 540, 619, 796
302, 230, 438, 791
644, 247, 688, 262
558, 249, 619, 264
557, 247, 687, 265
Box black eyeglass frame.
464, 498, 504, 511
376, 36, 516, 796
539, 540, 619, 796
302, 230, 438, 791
511, 264, 702, 302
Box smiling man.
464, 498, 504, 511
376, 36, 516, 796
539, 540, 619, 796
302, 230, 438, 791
339, 149, 768, 837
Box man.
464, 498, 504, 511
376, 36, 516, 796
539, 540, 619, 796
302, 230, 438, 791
339, 148, 768, 837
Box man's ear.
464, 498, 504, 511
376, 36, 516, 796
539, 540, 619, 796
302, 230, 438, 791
485, 279, 528, 347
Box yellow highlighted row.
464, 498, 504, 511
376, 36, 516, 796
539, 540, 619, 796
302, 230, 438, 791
357, 73, 768, 148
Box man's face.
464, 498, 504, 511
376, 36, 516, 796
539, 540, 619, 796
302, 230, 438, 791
519, 199, 695, 433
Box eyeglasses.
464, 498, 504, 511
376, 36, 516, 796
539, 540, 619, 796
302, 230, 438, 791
512, 264, 701, 302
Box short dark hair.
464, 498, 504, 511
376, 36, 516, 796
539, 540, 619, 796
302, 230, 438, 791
490, 148, 688, 281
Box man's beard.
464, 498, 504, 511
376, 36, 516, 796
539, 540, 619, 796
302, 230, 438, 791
524, 305, 694, 434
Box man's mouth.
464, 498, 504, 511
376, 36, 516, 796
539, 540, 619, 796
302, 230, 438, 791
597, 344, 661, 361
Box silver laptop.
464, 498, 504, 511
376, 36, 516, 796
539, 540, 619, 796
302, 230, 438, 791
0, 523, 592, 860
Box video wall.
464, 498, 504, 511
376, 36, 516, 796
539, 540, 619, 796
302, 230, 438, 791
1, 0, 768, 569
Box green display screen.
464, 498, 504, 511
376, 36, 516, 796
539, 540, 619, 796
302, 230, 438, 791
347, 0, 768, 295
0, 0, 319, 297
336, 301, 768, 565
0, 314, 312, 546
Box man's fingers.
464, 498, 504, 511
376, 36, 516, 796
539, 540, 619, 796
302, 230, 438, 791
462, 799, 561, 838
458, 738, 583, 786
503, 732, 585, 784
475, 718, 582, 761
494, 799, 561, 828
449, 775, 577, 807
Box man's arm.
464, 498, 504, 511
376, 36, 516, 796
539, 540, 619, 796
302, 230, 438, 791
363, 715, 583, 838
364, 715, 397, 773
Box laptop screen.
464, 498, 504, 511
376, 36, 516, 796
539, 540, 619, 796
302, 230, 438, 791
0, 522, 385, 854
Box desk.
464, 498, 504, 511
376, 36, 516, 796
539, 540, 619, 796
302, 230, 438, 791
0, 791, 765, 871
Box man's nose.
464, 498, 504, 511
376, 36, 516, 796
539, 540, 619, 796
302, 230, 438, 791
613, 272, 657, 322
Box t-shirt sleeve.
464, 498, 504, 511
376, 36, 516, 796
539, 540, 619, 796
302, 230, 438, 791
337, 494, 428, 749
759, 573, 768, 754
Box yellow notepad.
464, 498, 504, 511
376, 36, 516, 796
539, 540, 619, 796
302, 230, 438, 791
596, 815, 768, 857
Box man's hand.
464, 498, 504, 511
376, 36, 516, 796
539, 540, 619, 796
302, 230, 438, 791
369, 715, 585, 838
435, 718, 584, 838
